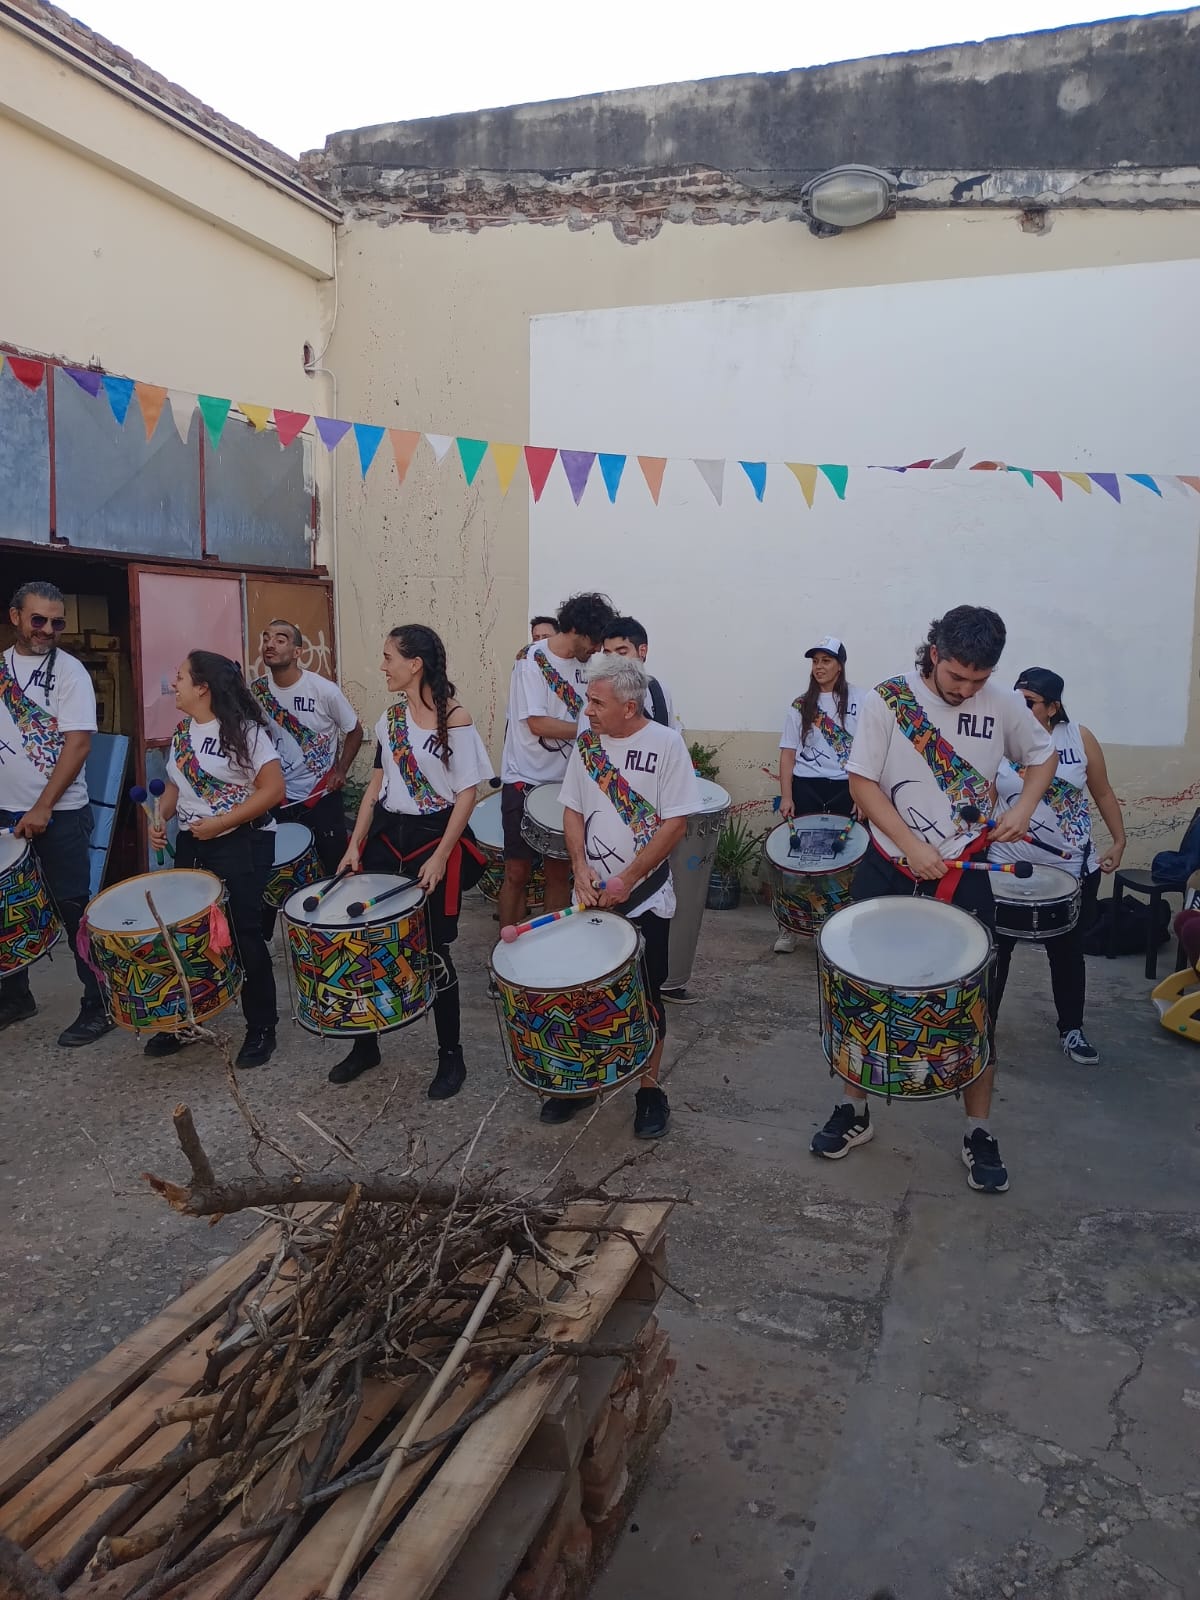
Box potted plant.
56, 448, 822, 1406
707, 814, 762, 911
689, 741, 720, 782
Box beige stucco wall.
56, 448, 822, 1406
330, 207, 1200, 860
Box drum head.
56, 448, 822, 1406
491, 911, 636, 987
764, 816, 868, 873
87, 870, 221, 932
0, 833, 26, 873
992, 864, 1078, 903
471, 792, 504, 849
525, 783, 566, 832
284, 873, 423, 926
273, 822, 314, 866
819, 897, 991, 986
692, 779, 731, 814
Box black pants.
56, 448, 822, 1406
791, 775, 853, 818
632, 910, 669, 1040
176, 827, 278, 1030
361, 832, 460, 1051
263, 790, 350, 938
992, 870, 1100, 1035
0, 806, 101, 1008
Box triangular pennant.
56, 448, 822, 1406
739, 461, 767, 502
165, 391, 195, 444
455, 437, 489, 486
389, 429, 421, 484
240, 403, 272, 433
598, 453, 626, 503
197, 395, 232, 450
970, 460, 1004, 471
637, 456, 667, 505
315, 416, 352, 452
1088, 472, 1121, 502
560, 450, 596, 505
904, 458, 935, 471
932, 448, 965, 470
64, 367, 102, 398
694, 459, 725, 506
102, 375, 135, 426
1006, 466, 1035, 487
425, 433, 454, 463
1062, 471, 1092, 495
525, 446, 558, 503
818, 464, 848, 500
7, 357, 45, 391
491, 443, 523, 495
1160, 475, 1193, 500
1176, 476, 1200, 496
1127, 473, 1162, 497
273, 410, 310, 448
134, 382, 168, 441
787, 463, 819, 508
1033, 471, 1064, 500
354, 423, 386, 478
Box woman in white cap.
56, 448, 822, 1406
774, 635, 862, 954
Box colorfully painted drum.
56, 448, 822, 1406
84, 869, 241, 1033
262, 822, 325, 909
472, 791, 546, 908
0, 833, 62, 975
489, 911, 655, 1097
283, 873, 433, 1037
520, 782, 570, 861
991, 864, 1082, 942
665, 779, 731, 990
818, 897, 993, 1100
764, 816, 869, 939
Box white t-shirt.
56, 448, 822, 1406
559, 720, 702, 919
374, 704, 494, 815
846, 672, 1056, 861
992, 722, 1095, 879
251, 670, 359, 803
0, 646, 96, 813
780, 686, 863, 780
501, 642, 589, 786
167, 718, 281, 835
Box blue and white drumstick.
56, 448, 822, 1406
500, 879, 622, 942
0, 813, 22, 836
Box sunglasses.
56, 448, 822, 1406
1021, 695, 1043, 709
29, 615, 67, 632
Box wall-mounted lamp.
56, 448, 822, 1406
800, 165, 896, 237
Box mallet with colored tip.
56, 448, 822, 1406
896, 856, 1034, 877
500, 879, 623, 942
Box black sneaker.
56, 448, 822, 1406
1060, 1029, 1099, 1065
962, 1129, 1009, 1193
633, 1086, 670, 1139
427, 1045, 466, 1100
57, 1003, 114, 1048
660, 986, 701, 1006
810, 1103, 873, 1159
328, 1037, 380, 1084
539, 1095, 594, 1124
144, 1033, 188, 1058
236, 1027, 276, 1069
0, 991, 37, 1030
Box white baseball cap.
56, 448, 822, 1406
805, 635, 847, 663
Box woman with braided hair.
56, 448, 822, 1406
337, 625, 493, 1095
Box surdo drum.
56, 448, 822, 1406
520, 783, 570, 861
0, 833, 62, 974
262, 822, 325, 909
665, 778, 731, 991
765, 816, 869, 939
472, 790, 546, 908
991, 864, 1082, 942
818, 897, 993, 1100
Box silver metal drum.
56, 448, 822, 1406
520, 782, 570, 860
665, 779, 731, 990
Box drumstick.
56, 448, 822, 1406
147, 777, 168, 865
500, 878, 623, 942
959, 805, 1074, 861
345, 876, 420, 917
301, 864, 356, 912
828, 817, 858, 857
130, 784, 166, 867
896, 857, 1034, 877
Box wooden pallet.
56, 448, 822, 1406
0, 1199, 671, 1600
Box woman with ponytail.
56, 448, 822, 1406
336, 625, 492, 1097
148, 651, 285, 1066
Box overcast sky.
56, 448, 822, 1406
71, 1, 1170, 156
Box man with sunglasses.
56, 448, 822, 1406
0, 581, 111, 1045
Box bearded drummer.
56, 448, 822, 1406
0, 581, 112, 1047
498, 592, 614, 929
811, 605, 1057, 1194
559, 653, 701, 1139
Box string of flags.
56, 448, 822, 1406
3, 350, 1198, 509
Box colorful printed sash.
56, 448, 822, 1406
813, 707, 853, 762
514, 643, 532, 661
875, 677, 987, 806
533, 650, 584, 720
1020, 768, 1092, 848
251, 677, 330, 777
0, 653, 63, 778
385, 704, 447, 815
576, 729, 661, 850
171, 722, 249, 814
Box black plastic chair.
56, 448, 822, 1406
1106, 870, 1186, 980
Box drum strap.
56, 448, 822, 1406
171, 723, 251, 814
385, 705, 450, 815
874, 830, 990, 903
875, 677, 989, 810
811, 707, 853, 762
576, 729, 662, 850
0, 651, 63, 778
250, 677, 329, 776
646, 677, 669, 727
370, 805, 486, 917
532, 651, 584, 720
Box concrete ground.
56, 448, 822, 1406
2, 895, 1198, 1600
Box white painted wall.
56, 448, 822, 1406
530, 259, 1200, 748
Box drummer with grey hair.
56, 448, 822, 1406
559, 652, 702, 1139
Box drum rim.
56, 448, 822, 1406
272, 821, 316, 864
691, 779, 733, 812
0, 833, 31, 869
86, 869, 223, 933
281, 879, 427, 930
991, 865, 1082, 903
817, 896, 994, 991
764, 817, 869, 875
488, 913, 643, 987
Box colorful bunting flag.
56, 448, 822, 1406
1088, 473, 1121, 502
315, 416, 351, 452
1006, 466, 1035, 488
638, 456, 667, 504
1033, 471, 1063, 500
134, 383, 168, 441
818, 464, 848, 500
932, 449, 965, 469
240, 403, 272, 433
64, 367, 102, 398
102, 375, 135, 426
1127, 473, 1161, 497
455, 436, 489, 486
739, 461, 767, 502
787, 463, 818, 508
560, 450, 596, 505
598, 453, 626, 504
274, 410, 310, 449
354, 423, 386, 478
7, 357, 44, 391
425, 433, 454, 463
695, 459, 725, 506
1178, 477, 1200, 496
1062, 472, 1092, 495
167, 390, 196, 444
525, 446, 557, 503
390, 429, 421, 484
491, 443, 523, 495
197, 395, 232, 450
